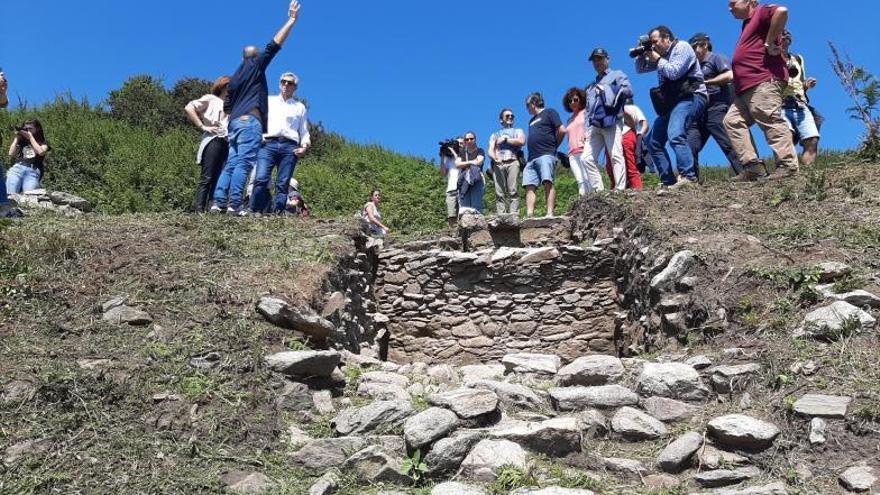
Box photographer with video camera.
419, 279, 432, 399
439, 136, 464, 227
635, 26, 707, 189
6, 120, 50, 195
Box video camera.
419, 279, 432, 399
629, 35, 652, 58
438, 138, 462, 159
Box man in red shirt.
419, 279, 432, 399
723, 0, 799, 181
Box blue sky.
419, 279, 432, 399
4, 1, 878, 166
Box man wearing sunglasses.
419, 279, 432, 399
488, 109, 526, 216
248, 73, 310, 214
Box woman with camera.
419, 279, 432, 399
185, 76, 231, 212
6, 119, 49, 195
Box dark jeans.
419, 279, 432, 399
194, 137, 228, 212
687, 100, 744, 175
649, 94, 706, 185
214, 115, 262, 209
250, 138, 299, 213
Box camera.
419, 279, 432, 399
438, 138, 462, 158
629, 35, 652, 58
787, 61, 800, 79
13, 126, 29, 141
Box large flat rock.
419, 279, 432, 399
550, 385, 639, 411
707, 414, 780, 451
792, 394, 852, 418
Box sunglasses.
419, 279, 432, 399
569, 97, 581, 102
464, 138, 476, 142
280, 80, 297, 85
503, 114, 515, 119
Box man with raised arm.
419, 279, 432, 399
212, 0, 303, 215
723, 0, 798, 181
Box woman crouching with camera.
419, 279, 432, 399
6, 120, 50, 195
185, 76, 231, 212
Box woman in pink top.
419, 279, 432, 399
563, 87, 603, 195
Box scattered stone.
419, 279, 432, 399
308, 470, 339, 495
3, 438, 52, 465
710, 482, 787, 495
796, 301, 876, 339
511, 489, 596, 495
403, 407, 459, 449
693, 467, 761, 488
460, 364, 506, 382
816, 261, 852, 283
424, 432, 482, 476
657, 431, 703, 473
839, 463, 877, 492
576, 409, 609, 438
707, 414, 780, 451
518, 247, 562, 265
708, 364, 761, 394
816, 284, 880, 308
429, 388, 499, 420
256, 297, 335, 339
651, 250, 697, 291
696, 445, 749, 470
428, 364, 460, 384
603, 457, 648, 477
556, 355, 625, 386
550, 385, 639, 411
793, 394, 852, 418
611, 407, 667, 441
643, 397, 694, 422
460, 439, 528, 482
685, 355, 713, 370
431, 482, 485, 495
1, 379, 35, 403
809, 417, 827, 445
286, 425, 312, 449
312, 390, 335, 415
333, 400, 414, 436
467, 380, 544, 410
636, 363, 710, 401
357, 371, 410, 400
489, 417, 581, 457
102, 304, 153, 326
289, 437, 366, 471
77, 358, 115, 370
344, 445, 408, 484
264, 350, 341, 378
220, 471, 277, 494
643, 474, 680, 490
502, 353, 562, 375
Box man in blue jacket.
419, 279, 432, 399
582, 48, 634, 191
636, 26, 708, 188
212, 0, 303, 215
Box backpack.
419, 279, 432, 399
588, 86, 619, 129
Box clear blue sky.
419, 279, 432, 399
4, 1, 878, 166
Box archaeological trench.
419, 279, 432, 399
251, 197, 879, 494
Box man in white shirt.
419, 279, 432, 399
439, 137, 464, 228
249, 72, 311, 214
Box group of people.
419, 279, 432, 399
440, 0, 821, 224
186, 0, 312, 217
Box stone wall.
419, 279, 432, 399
376, 240, 624, 365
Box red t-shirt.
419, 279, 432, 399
731, 4, 788, 95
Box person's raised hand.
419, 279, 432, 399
289, 0, 301, 20
646, 49, 661, 63
806, 78, 818, 90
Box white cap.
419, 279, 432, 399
289, 178, 300, 191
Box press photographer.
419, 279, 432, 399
635, 25, 707, 188
439, 136, 464, 227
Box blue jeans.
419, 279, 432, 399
649, 94, 706, 185
5, 163, 43, 194
459, 180, 485, 213
250, 139, 298, 213
213, 116, 262, 209
0, 163, 8, 205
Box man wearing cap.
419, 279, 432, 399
724, 0, 798, 180
249, 72, 311, 214
687, 33, 744, 176
582, 48, 633, 191
636, 26, 707, 188
212, 0, 302, 215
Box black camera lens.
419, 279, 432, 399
787, 63, 799, 79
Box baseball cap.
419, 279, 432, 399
289, 178, 300, 191
689, 33, 710, 45
588, 48, 609, 61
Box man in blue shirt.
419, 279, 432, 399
686, 33, 744, 177
212, 0, 303, 215
636, 26, 708, 188
583, 48, 634, 192
524, 93, 565, 218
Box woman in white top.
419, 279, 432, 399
185, 76, 230, 212
362, 189, 390, 236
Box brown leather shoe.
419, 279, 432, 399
768, 165, 799, 180
730, 162, 766, 182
